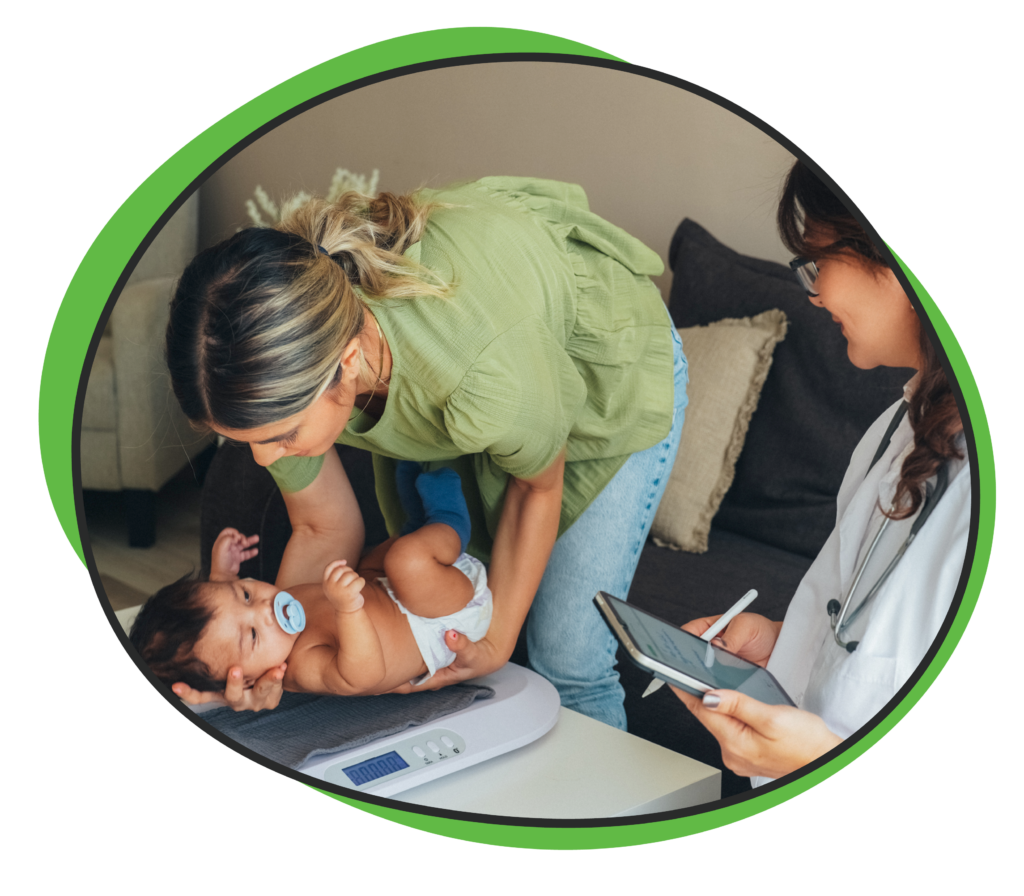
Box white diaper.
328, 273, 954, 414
379, 553, 493, 685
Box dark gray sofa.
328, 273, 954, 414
198, 219, 911, 799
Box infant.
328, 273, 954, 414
129, 464, 491, 699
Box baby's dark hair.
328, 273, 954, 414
128, 573, 226, 693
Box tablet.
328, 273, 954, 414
594, 591, 795, 706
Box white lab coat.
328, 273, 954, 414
751, 388, 971, 788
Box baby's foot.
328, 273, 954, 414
415, 467, 471, 553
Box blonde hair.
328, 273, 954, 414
166, 189, 450, 430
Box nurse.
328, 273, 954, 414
673, 161, 970, 782
165, 177, 687, 727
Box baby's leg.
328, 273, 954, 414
383, 524, 473, 617
386, 465, 474, 615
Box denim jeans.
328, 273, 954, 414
526, 324, 688, 729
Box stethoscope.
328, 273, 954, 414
826, 401, 951, 653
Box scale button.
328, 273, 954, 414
412, 746, 426, 758
427, 741, 440, 753
441, 736, 455, 749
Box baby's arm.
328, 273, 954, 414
290, 561, 387, 695
209, 528, 259, 581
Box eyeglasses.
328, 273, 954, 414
789, 257, 820, 297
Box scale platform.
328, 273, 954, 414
296, 663, 561, 797
182, 656, 719, 816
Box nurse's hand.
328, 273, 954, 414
171, 664, 287, 712
384, 631, 506, 693
673, 687, 842, 779
682, 613, 782, 668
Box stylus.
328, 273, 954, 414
701, 589, 758, 641
642, 589, 759, 697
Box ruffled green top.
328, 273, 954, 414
269, 177, 674, 562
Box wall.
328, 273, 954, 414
197, 61, 796, 299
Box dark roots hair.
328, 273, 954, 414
778, 161, 963, 519
166, 189, 448, 432
128, 573, 225, 693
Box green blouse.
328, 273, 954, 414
269, 177, 675, 562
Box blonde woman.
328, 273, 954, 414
165, 177, 688, 726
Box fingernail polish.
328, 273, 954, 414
703, 693, 721, 708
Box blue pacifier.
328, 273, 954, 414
274, 591, 306, 634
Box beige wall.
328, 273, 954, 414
198, 62, 796, 299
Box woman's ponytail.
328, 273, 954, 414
167, 187, 447, 431
278, 190, 451, 300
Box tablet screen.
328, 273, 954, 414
609, 599, 793, 706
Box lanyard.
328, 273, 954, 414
826, 402, 951, 652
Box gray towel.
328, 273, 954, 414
200, 684, 495, 769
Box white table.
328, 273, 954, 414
393, 706, 721, 819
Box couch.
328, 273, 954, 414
197, 219, 912, 798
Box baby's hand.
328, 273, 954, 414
323, 560, 366, 613
210, 528, 259, 580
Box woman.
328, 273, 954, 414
673, 161, 969, 782
166, 176, 688, 727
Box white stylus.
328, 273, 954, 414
642, 589, 759, 697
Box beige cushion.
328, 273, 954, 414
652, 310, 788, 553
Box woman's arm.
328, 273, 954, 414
393, 449, 566, 690
278, 448, 365, 588
482, 449, 566, 657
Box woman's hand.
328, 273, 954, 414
385, 631, 507, 693
171, 664, 287, 712
209, 528, 259, 581
673, 687, 842, 779
682, 612, 782, 668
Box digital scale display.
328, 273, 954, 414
307, 669, 562, 799
342, 751, 410, 787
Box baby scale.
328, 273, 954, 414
295, 663, 560, 797
119, 595, 561, 799
186, 663, 560, 797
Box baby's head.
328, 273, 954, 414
130, 573, 300, 692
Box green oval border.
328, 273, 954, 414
41, 27, 994, 849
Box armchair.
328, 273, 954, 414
81, 192, 213, 546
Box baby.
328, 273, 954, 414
129, 464, 492, 699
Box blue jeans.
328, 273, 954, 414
526, 325, 688, 729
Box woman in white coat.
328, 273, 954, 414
673, 162, 970, 782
